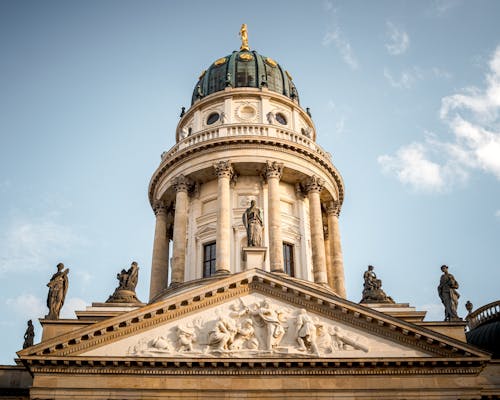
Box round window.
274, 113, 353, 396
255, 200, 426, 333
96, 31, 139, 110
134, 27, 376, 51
206, 112, 219, 125
275, 112, 287, 125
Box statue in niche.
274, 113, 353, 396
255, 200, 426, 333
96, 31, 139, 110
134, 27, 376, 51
23, 320, 35, 349
106, 262, 141, 304
248, 299, 286, 351
438, 265, 461, 321
242, 200, 263, 247
45, 263, 69, 320
360, 265, 394, 304
296, 309, 319, 355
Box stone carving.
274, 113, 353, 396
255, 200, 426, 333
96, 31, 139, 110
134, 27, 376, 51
264, 161, 284, 180
106, 262, 141, 304
438, 265, 461, 321
179, 106, 185, 118
266, 112, 274, 124
242, 200, 263, 247
465, 300, 473, 314
45, 263, 69, 320
172, 174, 193, 193
303, 175, 325, 194
213, 160, 234, 179
23, 320, 34, 349
360, 265, 395, 304
126, 295, 371, 358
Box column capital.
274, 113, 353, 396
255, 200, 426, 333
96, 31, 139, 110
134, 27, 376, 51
325, 200, 341, 217
213, 160, 234, 179
264, 161, 284, 180
303, 175, 325, 194
172, 174, 193, 193
153, 200, 168, 216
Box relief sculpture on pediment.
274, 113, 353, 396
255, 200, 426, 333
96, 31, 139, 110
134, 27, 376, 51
127, 297, 369, 358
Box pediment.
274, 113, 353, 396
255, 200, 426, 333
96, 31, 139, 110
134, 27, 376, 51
18, 269, 489, 366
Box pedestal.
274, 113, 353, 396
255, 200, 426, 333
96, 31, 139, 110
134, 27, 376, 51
242, 247, 267, 270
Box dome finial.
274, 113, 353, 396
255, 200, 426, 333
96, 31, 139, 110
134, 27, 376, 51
239, 24, 250, 51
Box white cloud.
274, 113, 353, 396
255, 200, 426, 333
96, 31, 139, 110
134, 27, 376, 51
5, 294, 45, 321
385, 22, 410, 55
60, 297, 88, 319
0, 217, 87, 274
384, 68, 422, 89
495, 210, 500, 218
419, 303, 444, 321
430, 0, 461, 16
379, 45, 500, 191
432, 67, 452, 80
322, 5, 359, 70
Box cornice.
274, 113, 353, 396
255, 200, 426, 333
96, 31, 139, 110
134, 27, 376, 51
148, 137, 345, 212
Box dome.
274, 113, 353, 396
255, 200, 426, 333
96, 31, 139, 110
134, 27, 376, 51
191, 49, 299, 105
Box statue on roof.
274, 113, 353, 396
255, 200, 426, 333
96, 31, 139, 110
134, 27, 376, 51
45, 263, 69, 320
438, 265, 461, 321
106, 262, 142, 304
23, 320, 35, 349
360, 265, 394, 304
239, 23, 250, 51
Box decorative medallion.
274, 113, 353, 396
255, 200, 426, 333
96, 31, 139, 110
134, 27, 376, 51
214, 57, 227, 67
265, 57, 277, 67
239, 52, 254, 62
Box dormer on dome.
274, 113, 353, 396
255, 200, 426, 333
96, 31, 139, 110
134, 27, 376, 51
191, 25, 299, 105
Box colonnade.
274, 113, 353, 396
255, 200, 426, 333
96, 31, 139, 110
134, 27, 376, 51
149, 160, 345, 301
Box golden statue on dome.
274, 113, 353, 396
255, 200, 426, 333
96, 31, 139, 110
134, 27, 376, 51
239, 23, 250, 51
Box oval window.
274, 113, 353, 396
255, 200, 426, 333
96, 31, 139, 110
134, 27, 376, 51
275, 112, 287, 125
206, 112, 219, 125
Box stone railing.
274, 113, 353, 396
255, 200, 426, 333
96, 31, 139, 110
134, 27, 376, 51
465, 300, 500, 331
163, 124, 332, 162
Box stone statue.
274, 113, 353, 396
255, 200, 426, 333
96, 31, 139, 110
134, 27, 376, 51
225, 72, 232, 87
177, 325, 196, 352
296, 309, 319, 355
306, 107, 312, 117
438, 265, 461, 321
208, 316, 237, 351
360, 265, 394, 304
45, 263, 69, 320
266, 112, 274, 124
239, 23, 249, 51
233, 319, 258, 350
179, 106, 185, 118
106, 262, 141, 304
249, 299, 286, 351
242, 200, 263, 247
23, 320, 35, 349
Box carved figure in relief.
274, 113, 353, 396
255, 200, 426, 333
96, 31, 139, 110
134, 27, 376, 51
232, 318, 259, 350
438, 265, 461, 321
177, 325, 196, 352
208, 316, 237, 351
266, 112, 274, 124
180, 126, 189, 139
242, 200, 263, 247
23, 320, 35, 349
150, 336, 172, 351
220, 111, 227, 124
328, 326, 369, 353
296, 309, 319, 355
249, 299, 286, 351
46, 263, 69, 320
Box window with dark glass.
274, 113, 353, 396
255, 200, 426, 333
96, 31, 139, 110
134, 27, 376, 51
283, 243, 295, 277
203, 242, 216, 277
275, 112, 287, 125
236, 60, 256, 87
206, 112, 219, 125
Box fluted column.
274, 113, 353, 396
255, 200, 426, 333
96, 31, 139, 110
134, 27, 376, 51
171, 175, 191, 286
265, 161, 284, 273
326, 201, 346, 297
304, 176, 328, 285
149, 201, 170, 300
213, 161, 233, 274
324, 227, 333, 289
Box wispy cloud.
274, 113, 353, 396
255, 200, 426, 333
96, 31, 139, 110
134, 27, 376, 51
385, 22, 409, 55
322, 3, 359, 70
495, 210, 500, 219
429, 0, 462, 16
5, 294, 46, 321
60, 297, 88, 319
0, 216, 87, 274
419, 303, 444, 321
379, 45, 500, 191
384, 67, 423, 89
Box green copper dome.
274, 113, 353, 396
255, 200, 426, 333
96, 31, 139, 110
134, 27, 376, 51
191, 50, 299, 105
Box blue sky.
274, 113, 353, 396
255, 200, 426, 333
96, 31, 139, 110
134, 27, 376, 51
1, 0, 499, 364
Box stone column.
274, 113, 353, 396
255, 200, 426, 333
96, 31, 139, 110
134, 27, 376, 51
213, 161, 233, 274
171, 175, 192, 286
326, 201, 346, 298
324, 227, 333, 289
264, 161, 284, 273
304, 175, 328, 285
149, 201, 170, 301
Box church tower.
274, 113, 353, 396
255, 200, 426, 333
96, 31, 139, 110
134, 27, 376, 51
148, 25, 346, 301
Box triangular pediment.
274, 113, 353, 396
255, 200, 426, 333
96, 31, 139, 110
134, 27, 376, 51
18, 269, 489, 371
